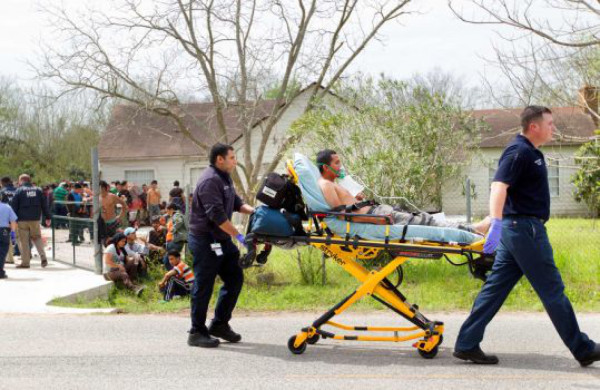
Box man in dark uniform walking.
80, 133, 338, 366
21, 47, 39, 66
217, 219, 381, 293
187, 143, 254, 348
10, 174, 51, 268
453, 106, 599, 366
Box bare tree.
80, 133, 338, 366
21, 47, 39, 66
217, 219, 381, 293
449, 0, 600, 120
37, 0, 414, 201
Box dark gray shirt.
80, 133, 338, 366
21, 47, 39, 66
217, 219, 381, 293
189, 165, 243, 241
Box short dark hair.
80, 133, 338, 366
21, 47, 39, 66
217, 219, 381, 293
74, 183, 82, 189
173, 180, 179, 187
316, 149, 338, 173
167, 202, 180, 211
167, 250, 181, 259
151, 180, 157, 185
521, 106, 552, 133
99, 180, 109, 190
209, 143, 234, 165
1, 177, 12, 186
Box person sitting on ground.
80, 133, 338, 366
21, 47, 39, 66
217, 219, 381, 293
162, 203, 187, 270
315, 149, 490, 234
139, 215, 166, 264
123, 227, 148, 277
158, 250, 194, 302
103, 232, 144, 296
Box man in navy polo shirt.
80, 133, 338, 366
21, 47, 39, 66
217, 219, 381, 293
187, 143, 254, 348
454, 106, 599, 366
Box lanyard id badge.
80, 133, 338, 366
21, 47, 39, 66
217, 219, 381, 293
210, 242, 223, 257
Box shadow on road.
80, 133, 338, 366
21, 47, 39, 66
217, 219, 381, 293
221, 341, 600, 376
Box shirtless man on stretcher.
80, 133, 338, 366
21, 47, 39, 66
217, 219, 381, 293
316, 149, 490, 235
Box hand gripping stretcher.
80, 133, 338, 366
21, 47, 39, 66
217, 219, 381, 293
242, 154, 494, 358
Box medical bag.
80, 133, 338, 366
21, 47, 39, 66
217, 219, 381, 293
256, 173, 307, 220
249, 205, 305, 237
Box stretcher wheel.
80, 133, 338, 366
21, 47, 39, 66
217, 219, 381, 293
417, 335, 443, 359
288, 335, 307, 354
418, 345, 439, 359
307, 333, 320, 345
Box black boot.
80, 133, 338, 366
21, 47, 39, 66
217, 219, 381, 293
453, 347, 499, 364
577, 344, 600, 367
208, 321, 242, 343
188, 331, 220, 348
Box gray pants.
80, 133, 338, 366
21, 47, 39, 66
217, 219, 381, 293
370, 205, 474, 232
17, 220, 47, 266
148, 204, 161, 219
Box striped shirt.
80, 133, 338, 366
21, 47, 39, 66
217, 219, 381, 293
173, 261, 195, 285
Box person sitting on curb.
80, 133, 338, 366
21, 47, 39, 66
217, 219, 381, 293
158, 250, 194, 302
103, 232, 145, 296
123, 227, 149, 278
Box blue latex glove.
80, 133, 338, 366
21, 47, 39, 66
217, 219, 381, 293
235, 233, 247, 248
10, 231, 16, 245
483, 218, 502, 254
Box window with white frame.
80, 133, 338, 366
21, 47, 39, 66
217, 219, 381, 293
488, 159, 499, 187
124, 170, 155, 186
189, 167, 205, 189
547, 160, 559, 197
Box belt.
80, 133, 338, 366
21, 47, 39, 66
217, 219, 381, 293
505, 215, 547, 224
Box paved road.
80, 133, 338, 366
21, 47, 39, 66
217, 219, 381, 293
1, 312, 599, 390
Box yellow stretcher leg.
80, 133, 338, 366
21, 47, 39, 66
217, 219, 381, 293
287, 242, 445, 359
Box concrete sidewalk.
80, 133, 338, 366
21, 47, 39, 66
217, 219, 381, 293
0, 260, 114, 314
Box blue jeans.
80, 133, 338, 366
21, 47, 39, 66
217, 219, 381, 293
455, 216, 595, 359
0, 229, 9, 277
162, 241, 184, 270
188, 233, 243, 334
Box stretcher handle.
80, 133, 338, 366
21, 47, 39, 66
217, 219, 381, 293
308, 210, 393, 225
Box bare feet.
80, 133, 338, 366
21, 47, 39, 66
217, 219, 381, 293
472, 216, 491, 235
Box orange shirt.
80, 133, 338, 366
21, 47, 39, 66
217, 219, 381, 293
174, 261, 195, 285
166, 219, 173, 242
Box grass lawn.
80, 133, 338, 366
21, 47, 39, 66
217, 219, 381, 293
51, 218, 600, 313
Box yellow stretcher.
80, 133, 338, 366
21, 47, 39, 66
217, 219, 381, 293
243, 160, 494, 358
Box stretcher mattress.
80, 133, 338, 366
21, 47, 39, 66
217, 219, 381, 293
293, 153, 481, 244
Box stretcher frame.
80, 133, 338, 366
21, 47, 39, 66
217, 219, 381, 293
244, 161, 493, 358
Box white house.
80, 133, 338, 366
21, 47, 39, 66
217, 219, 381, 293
100, 86, 597, 217
98, 84, 337, 200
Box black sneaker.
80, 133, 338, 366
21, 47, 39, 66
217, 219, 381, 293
208, 322, 242, 343
0, 273, 7, 279
188, 331, 220, 348
577, 344, 600, 367
453, 347, 499, 364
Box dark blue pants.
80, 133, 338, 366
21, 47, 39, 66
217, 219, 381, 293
163, 241, 184, 270
455, 216, 595, 359
0, 229, 10, 277
189, 234, 243, 334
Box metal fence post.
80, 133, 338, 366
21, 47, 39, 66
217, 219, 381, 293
465, 177, 472, 224
321, 252, 327, 285
51, 215, 55, 262
92, 147, 102, 274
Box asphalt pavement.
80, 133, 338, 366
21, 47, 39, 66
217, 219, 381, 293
0, 311, 599, 390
